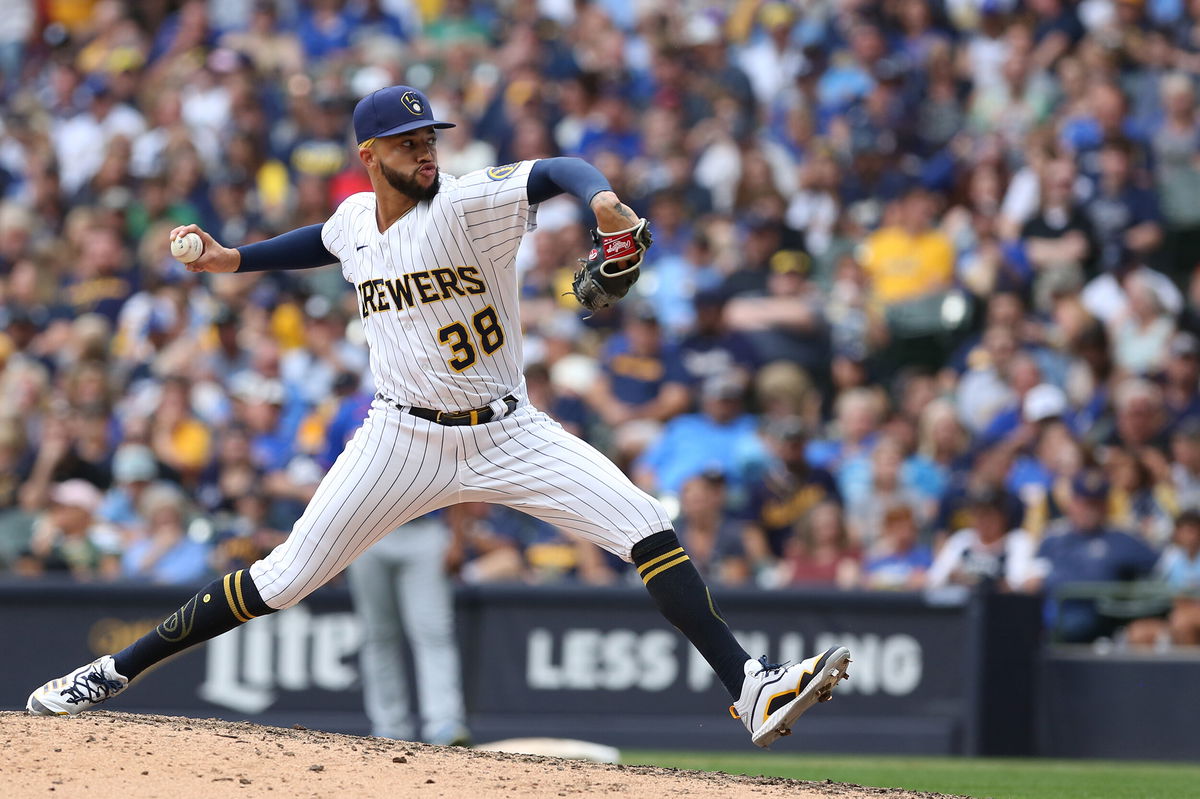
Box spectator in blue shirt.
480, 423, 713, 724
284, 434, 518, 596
1127, 510, 1200, 648
634, 373, 759, 496
585, 305, 690, 463
1030, 469, 1159, 642
1160, 332, 1200, 434
639, 233, 722, 336
97, 443, 161, 534
320, 372, 374, 470
857, 502, 933, 591
741, 416, 841, 565
295, 0, 354, 62
678, 288, 759, 387
1082, 136, 1162, 274
121, 483, 209, 585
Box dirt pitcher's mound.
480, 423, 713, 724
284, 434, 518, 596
0, 711, 964, 799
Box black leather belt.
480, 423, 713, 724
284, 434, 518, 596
385, 393, 519, 426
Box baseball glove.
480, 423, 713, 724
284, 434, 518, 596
568, 219, 652, 313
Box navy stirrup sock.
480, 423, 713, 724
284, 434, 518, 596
113, 569, 276, 680
631, 530, 750, 698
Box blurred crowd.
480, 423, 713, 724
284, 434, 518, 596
2, 0, 1200, 648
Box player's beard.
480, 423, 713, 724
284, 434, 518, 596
381, 161, 441, 202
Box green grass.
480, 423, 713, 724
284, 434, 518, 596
621, 751, 1200, 799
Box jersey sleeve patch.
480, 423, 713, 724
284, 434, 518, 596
486, 163, 519, 181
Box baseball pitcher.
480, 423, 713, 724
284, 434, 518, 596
26, 86, 850, 748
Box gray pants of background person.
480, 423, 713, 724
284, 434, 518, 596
347, 514, 469, 744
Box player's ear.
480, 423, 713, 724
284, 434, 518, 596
357, 141, 376, 169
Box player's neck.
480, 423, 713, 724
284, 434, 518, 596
372, 184, 418, 233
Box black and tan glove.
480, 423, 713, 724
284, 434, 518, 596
568, 219, 652, 313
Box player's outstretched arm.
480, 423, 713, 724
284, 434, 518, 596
169, 224, 241, 273
588, 190, 642, 238
169, 223, 337, 274
524, 157, 641, 234
526, 158, 650, 312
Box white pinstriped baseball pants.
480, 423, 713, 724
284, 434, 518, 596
249, 398, 672, 609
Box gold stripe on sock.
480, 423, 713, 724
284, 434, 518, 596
224, 573, 250, 623
233, 570, 257, 621
641, 554, 690, 585
706, 587, 728, 626
637, 547, 685, 576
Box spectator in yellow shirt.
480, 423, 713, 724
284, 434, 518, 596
859, 188, 955, 306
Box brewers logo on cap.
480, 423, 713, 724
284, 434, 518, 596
353, 85, 456, 143
401, 91, 423, 115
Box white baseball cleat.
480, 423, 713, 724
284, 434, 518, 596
730, 646, 852, 748
26, 655, 129, 716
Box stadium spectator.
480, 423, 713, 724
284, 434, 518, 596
119, 482, 209, 585
585, 303, 690, 463
843, 434, 933, 551
1127, 510, 1200, 647
0, 415, 34, 566
14, 479, 118, 581
1160, 332, 1200, 432
1170, 420, 1200, 511
97, 443, 162, 534
1109, 271, 1176, 376
1029, 469, 1159, 642
1082, 136, 1162, 275
676, 286, 758, 388
634, 373, 758, 497
857, 503, 933, 591
443, 503, 525, 585
740, 416, 841, 567
806, 387, 883, 475
1021, 157, 1096, 304
723, 249, 829, 374
776, 500, 860, 590
1104, 445, 1177, 548
672, 470, 748, 587
927, 487, 1038, 592
1152, 72, 1200, 285
858, 187, 955, 309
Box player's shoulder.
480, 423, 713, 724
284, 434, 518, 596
336, 192, 377, 213
454, 161, 534, 190
327, 192, 376, 226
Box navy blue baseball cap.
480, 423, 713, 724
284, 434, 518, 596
1072, 469, 1110, 501
352, 86, 455, 144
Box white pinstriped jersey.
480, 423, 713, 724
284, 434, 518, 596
321, 160, 537, 412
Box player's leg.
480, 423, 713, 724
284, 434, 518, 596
394, 516, 469, 745
27, 402, 459, 715
347, 537, 414, 740
457, 406, 748, 692
458, 405, 851, 747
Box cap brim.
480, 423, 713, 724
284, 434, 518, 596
366, 120, 456, 141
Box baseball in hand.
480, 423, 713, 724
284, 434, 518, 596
171, 232, 204, 264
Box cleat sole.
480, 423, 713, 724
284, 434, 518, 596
751, 647, 851, 749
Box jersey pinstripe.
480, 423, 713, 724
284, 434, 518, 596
321, 160, 537, 412
247, 159, 673, 609
249, 399, 672, 608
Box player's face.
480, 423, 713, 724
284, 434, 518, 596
372, 128, 441, 201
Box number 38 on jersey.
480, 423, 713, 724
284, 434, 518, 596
438, 306, 505, 372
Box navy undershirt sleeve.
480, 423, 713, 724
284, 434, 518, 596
527, 157, 612, 206
236, 224, 338, 273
